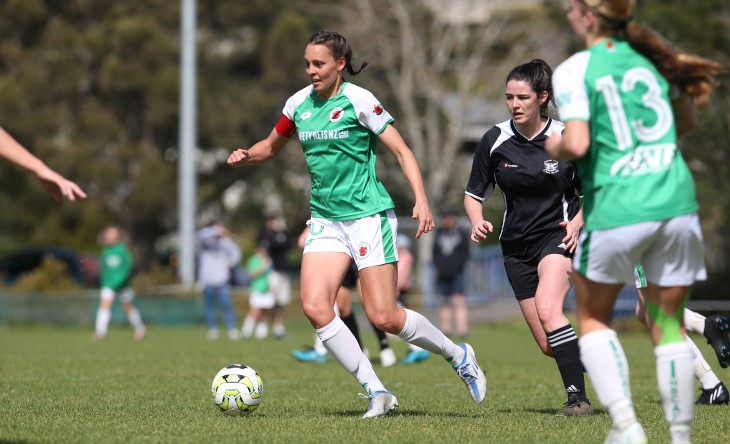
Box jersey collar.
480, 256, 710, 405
510, 117, 552, 142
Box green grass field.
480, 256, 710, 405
1, 316, 729, 443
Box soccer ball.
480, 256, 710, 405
211, 364, 264, 415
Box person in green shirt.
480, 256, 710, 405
227, 30, 487, 419
241, 242, 274, 340
93, 226, 145, 341
546, 1, 725, 442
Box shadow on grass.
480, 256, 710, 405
330, 409, 482, 418
512, 407, 608, 416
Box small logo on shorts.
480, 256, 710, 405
358, 242, 371, 258
543, 160, 559, 174
557, 242, 567, 249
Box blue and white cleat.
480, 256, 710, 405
291, 349, 328, 364
359, 389, 399, 419
453, 343, 487, 404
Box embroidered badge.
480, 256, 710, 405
329, 106, 344, 122
543, 160, 559, 174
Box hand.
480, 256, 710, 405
36, 167, 87, 202
227, 149, 251, 167
412, 201, 434, 239
560, 220, 580, 254
470, 220, 493, 243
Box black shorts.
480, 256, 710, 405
501, 230, 572, 300
342, 263, 359, 289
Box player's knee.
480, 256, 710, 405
535, 297, 561, 323
302, 298, 335, 324
368, 310, 398, 334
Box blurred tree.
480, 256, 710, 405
0, 0, 726, 289
0, 0, 331, 269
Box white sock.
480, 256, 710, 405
316, 317, 385, 392
655, 342, 695, 431
397, 309, 463, 364
255, 322, 268, 339
580, 329, 638, 431
670, 425, 691, 444
126, 308, 144, 330
686, 335, 721, 389
683, 309, 706, 334
313, 335, 328, 356
241, 316, 256, 338
95, 308, 111, 337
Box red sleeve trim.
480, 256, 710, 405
275, 114, 296, 137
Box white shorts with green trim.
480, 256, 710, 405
574, 212, 706, 286
302, 209, 399, 270
101, 287, 135, 303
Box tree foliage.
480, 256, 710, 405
0, 0, 728, 289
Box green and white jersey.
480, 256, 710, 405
282, 82, 395, 221
553, 38, 698, 231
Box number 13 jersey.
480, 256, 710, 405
552, 37, 698, 231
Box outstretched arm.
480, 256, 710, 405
378, 124, 434, 238
227, 128, 289, 167
0, 128, 86, 202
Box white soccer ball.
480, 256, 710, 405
211, 364, 264, 415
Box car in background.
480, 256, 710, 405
0, 247, 100, 288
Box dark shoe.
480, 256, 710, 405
703, 315, 730, 368
556, 393, 593, 416
696, 382, 729, 405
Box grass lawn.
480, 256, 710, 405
1, 315, 729, 443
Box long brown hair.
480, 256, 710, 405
506, 59, 556, 118
307, 31, 367, 76
579, 0, 726, 108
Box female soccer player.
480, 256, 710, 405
546, 1, 725, 442
227, 30, 487, 418
464, 59, 591, 416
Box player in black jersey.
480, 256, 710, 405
464, 59, 591, 416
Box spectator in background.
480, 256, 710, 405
242, 241, 275, 339
257, 212, 293, 339
197, 220, 242, 341
432, 209, 470, 338
93, 226, 145, 341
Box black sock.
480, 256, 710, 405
341, 312, 362, 349
369, 320, 390, 351
547, 324, 586, 398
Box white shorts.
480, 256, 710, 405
302, 209, 399, 270
100, 287, 135, 303
574, 213, 706, 286
249, 291, 276, 310
267, 271, 292, 306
